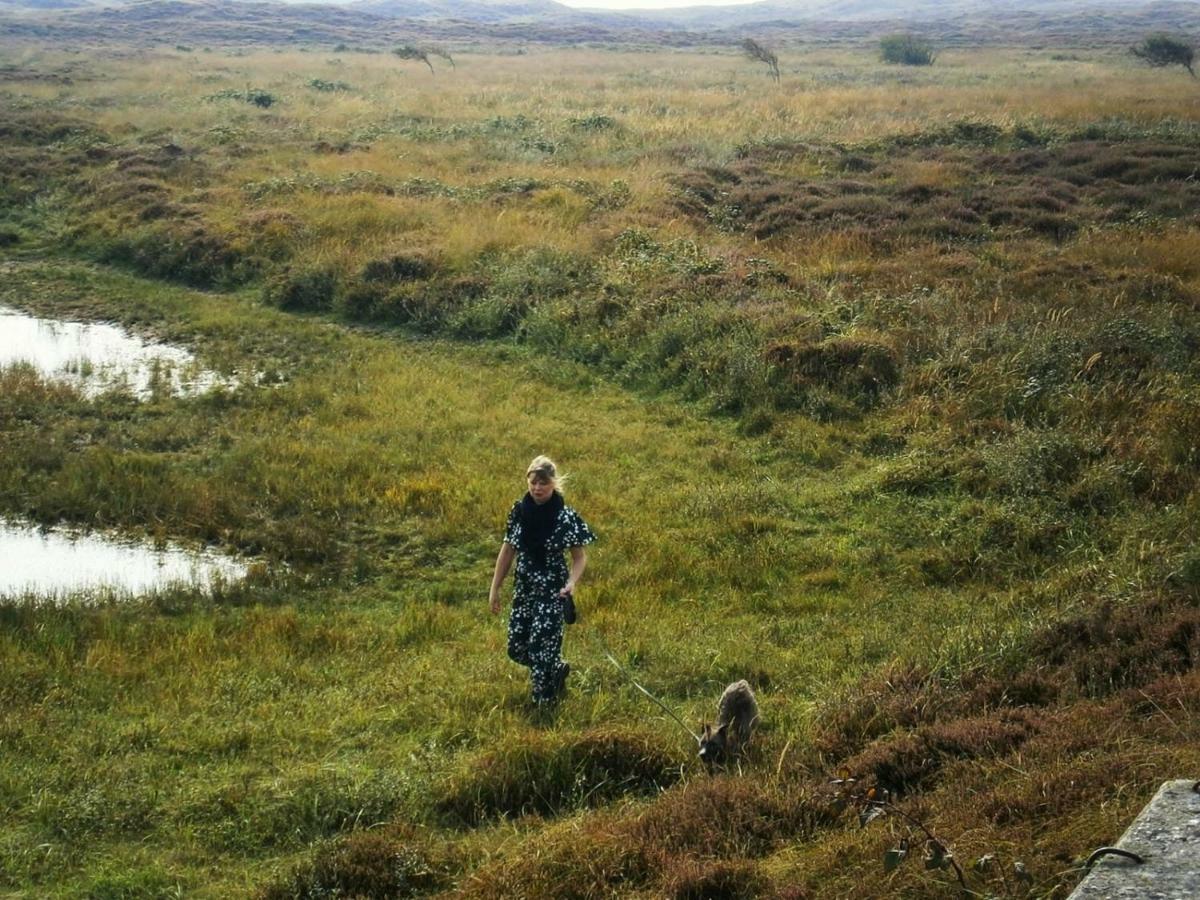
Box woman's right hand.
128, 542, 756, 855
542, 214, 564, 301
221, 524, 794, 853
489, 590, 501, 615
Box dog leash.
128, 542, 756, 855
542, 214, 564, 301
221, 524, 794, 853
593, 634, 701, 745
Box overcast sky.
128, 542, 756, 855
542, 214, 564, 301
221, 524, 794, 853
557, 0, 761, 8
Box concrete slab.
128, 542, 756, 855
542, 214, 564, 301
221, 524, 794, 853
1069, 780, 1200, 900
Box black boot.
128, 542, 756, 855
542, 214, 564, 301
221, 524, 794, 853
554, 661, 570, 699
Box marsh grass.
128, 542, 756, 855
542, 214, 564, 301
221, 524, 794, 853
1, 37, 1199, 899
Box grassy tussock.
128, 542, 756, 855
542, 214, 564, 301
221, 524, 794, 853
261, 826, 457, 899
435, 727, 684, 826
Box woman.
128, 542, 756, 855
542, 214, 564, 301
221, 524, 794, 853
489, 455, 595, 705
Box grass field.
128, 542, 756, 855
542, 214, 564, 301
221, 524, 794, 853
2, 36, 1199, 898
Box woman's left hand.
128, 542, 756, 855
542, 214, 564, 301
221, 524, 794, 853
559, 582, 575, 598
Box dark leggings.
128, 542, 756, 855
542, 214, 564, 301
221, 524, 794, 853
508, 595, 566, 704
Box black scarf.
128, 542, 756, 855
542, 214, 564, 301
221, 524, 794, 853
519, 490, 563, 566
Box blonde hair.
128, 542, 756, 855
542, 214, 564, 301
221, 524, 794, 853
526, 455, 568, 492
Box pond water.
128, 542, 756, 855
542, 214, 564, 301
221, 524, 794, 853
0, 304, 231, 398
0, 518, 248, 601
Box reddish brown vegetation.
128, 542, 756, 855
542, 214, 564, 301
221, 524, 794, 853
454, 588, 1200, 898
459, 777, 837, 898
675, 137, 1200, 245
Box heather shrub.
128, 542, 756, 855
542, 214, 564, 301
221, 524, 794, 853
1033, 600, 1200, 696
486, 247, 596, 302
0, 107, 98, 144
843, 711, 1038, 794
350, 277, 483, 331
306, 78, 353, 92
812, 665, 951, 760
673, 137, 1200, 244
360, 252, 439, 283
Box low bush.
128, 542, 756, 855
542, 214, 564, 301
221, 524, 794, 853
360, 252, 439, 283
89, 222, 259, 288
0, 107, 98, 144
262, 264, 339, 313
569, 113, 618, 131
1033, 599, 1200, 697
634, 777, 836, 858
766, 336, 900, 405
1131, 33, 1196, 77
460, 777, 835, 898
880, 33, 937, 66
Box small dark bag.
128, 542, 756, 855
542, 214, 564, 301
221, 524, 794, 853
562, 591, 577, 625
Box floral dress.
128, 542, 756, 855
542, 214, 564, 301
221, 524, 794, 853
503, 500, 596, 703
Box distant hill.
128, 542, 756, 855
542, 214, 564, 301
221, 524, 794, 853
351, 0, 582, 21
0, 0, 99, 11
625, 0, 1200, 30
1, 0, 1197, 46
0, 0, 678, 44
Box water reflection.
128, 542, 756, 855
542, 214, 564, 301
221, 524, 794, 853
0, 304, 231, 398
0, 518, 248, 601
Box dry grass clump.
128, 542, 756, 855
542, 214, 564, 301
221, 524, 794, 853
435, 727, 684, 827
